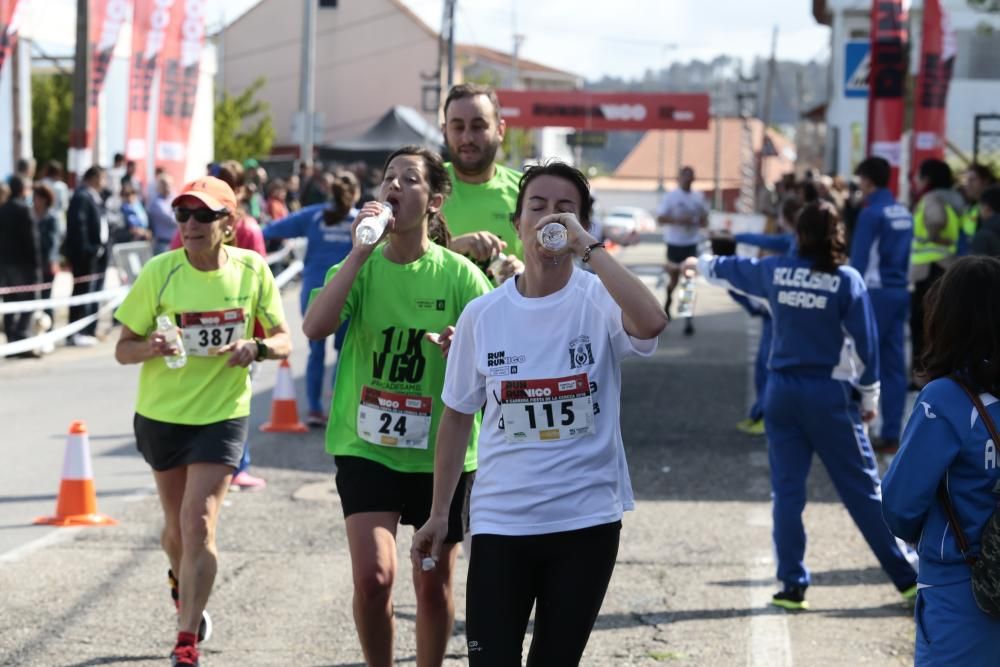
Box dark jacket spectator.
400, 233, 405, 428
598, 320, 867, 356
63, 166, 109, 344
969, 186, 1000, 258
0, 176, 42, 343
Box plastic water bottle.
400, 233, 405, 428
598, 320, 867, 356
156, 315, 187, 369
677, 271, 696, 319
356, 203, 394, 245
537, 222, 568, 252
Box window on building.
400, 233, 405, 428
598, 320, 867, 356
954, 28, 1000, 79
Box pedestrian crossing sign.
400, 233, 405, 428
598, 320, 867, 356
844, 41, 870, 99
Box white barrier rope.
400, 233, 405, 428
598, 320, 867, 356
0, 291, 127, 357
1, 247, 307, 358
0, 286, 129, 315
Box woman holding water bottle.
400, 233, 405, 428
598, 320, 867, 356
302, 145, 491, 667
411, 161, 665, 665
113, 176, 291, 667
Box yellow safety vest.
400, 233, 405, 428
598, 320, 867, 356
912, 198, 960, 266
962, 203, 980, 239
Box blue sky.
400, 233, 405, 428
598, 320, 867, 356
225, 0, 832, 79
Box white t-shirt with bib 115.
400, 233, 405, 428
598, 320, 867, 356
442, 268, 658, 537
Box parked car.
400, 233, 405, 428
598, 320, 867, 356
600, 206, 656, 245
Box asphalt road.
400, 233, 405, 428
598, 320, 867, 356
0, 242, 918, 666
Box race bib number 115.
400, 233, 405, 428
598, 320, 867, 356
500, 373, 595, 444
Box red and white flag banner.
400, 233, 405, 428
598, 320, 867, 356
126, 0, 183, 180
155, 0, 207, 187
0, 0, 24, 77
866, 0, 908, 196
911, 0, 955, 182
87, 0, 131, 155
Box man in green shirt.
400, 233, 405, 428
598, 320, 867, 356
441, 83, 525, 282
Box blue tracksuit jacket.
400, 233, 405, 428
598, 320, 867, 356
849, 189, 913, 290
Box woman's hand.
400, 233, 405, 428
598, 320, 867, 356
535, 212, 597, 257
148, 330, 180, 358
425, 326, 455, 359
411, 514, 450, 573
217, 339, 258, 368
681, 256, 699, 274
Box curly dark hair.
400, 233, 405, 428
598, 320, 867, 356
513, 161, 593, 230
382, 145, 453, 247
920, 256, 1000, 393
795, 201, 846, 273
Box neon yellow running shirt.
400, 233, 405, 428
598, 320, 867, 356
115, 247, 285, 425
317, 242, 491, 473
442, 163, 524, 261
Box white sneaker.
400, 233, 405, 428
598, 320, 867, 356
40, 341, 56, 354
70, 334, 98, 347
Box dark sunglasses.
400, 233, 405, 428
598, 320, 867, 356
174, 207, 229, 223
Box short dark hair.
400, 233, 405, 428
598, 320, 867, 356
920, 255, 1000, 393
980, 185, 1000, 214
113, 152, 125, 164
33, 183, 55, 208
44, 160, 64, 179
855, 157, 891, 188
795, 201, 846, 273
513, 161, 594, 230
967, 162, 998, 185
82, 165, 104, 183
918, 158, 954, 190
443, 83, 501, 123
7, 175, 25, 198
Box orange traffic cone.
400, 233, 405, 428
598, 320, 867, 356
34, 421, 117, 527
260, 359, 308, 433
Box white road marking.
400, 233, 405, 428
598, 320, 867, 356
0, 526, 83, 565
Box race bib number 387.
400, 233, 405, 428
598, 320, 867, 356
179, 309, 246, 356
500, 373, 595, 444
357, 386, 433, 450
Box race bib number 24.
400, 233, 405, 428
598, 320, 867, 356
357, 386, 433, 450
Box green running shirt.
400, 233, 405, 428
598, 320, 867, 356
114, 247, 286, 425
318, 242, 492, 473
442, 163, 524, 261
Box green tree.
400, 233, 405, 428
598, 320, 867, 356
214, 77, 276, 162
31, 72, 73, 167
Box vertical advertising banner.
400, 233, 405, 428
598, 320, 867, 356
155, 0, 207, 186
0, 0, 23, 76
126, 0, 181, 182
866, 0, 908, 196
911, 0, 955, 180
87, 0, 131, 160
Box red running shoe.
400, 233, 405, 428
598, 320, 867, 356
170, 642, 200, 666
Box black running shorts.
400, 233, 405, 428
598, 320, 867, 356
334, 454, 471, 544
134, 413, 247, 472
666, 243, 699, 265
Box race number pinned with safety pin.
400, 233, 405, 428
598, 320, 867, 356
357, 386, 433, 449
500, 373, 595, 444
179, 309, 246, 356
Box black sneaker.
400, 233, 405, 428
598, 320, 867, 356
683, 319, 694, 336
168, 569, 213, 643
771, 585, 809, 610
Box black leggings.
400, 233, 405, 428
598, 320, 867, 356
466, 521, 621, 667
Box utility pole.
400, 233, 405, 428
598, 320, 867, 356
656, 43, 677, 192
445, 0, 457, 90
69, 0, 91, 183
755, 25, 778, 211
298, 0, 317, 165
735, 67, 759, 216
